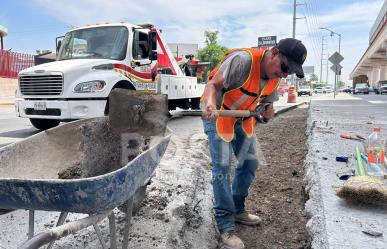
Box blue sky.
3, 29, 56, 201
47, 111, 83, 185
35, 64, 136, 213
0, 0, 384, 83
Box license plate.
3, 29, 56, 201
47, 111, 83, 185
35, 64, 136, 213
33, 102, 47, 110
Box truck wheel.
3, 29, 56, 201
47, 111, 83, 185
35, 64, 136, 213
30, 118, 60, 130
190, 97, 201, 110
168, 100, 176, 110
179, 99, 190, 110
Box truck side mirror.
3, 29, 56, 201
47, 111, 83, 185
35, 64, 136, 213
56, 40, 62, 54
56, 36, 64, 55
148, 31, 157, 61
149, 50, 158, 61
149, 31, 157, 51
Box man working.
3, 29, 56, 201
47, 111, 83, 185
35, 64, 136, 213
201, 38, 307, 249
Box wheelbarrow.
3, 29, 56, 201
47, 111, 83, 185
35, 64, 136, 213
0, 116, 171, 248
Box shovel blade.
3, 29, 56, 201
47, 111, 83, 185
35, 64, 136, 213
108, 89, 169, 135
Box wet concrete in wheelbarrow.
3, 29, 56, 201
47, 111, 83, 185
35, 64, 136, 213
0, 117, 151, 180
57, 118, 151, 179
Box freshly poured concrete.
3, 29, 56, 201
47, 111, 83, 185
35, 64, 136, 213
304, 98, 387, 249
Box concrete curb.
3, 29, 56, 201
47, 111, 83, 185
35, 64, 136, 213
0, 103, 14, 106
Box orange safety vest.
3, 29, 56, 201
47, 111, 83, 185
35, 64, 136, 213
209, 48, 279, 142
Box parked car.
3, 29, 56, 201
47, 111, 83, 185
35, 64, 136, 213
325, 86, 333, 93
340, 87, 352, 93
314, 87, 326, 94
375, 80, 387, 94
353, 83, 369, 94
298, 85, 312, 96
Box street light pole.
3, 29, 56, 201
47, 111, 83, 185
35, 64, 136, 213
319, 27, 342, 98
320, 37, 326, 85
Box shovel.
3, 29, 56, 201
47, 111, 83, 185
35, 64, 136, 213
108, 89, 269, 136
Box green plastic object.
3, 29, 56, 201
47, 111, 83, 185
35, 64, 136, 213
356, 146, 366, 176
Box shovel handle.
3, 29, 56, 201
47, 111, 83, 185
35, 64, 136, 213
203, 110, 251, 117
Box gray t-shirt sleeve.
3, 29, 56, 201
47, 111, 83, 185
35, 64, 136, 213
216, 51, 251, 89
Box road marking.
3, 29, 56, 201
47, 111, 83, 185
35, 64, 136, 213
368, 101, 387, 104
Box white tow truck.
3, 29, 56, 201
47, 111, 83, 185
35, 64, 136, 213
15, 23, 206, 130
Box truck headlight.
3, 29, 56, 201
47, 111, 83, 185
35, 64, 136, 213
74, 80, 106, 93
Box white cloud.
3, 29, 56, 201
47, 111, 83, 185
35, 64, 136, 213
33, 0, 289, 45
32, 0, 384, 81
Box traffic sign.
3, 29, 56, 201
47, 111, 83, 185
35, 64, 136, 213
330, 64, 342, 75
258, 36, 277, 48
328, 52, 344, 65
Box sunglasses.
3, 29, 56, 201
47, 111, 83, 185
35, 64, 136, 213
279, 54, 290, 74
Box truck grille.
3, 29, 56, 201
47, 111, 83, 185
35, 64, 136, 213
19, 74, 63, 96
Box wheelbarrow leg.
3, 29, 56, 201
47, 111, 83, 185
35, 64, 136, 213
28, 210, 35, 239
108, 212, 117, 249
122, 197, 134, 249
93, 222, 108, 249
46, 212, 69, 249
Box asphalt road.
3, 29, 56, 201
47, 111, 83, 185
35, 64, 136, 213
0, 106, 39, 148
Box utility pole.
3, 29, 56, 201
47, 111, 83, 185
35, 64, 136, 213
293, 0, 296, 38
292, 0, 305, 85
326, 53, 329, 84
320, 37, 326, 84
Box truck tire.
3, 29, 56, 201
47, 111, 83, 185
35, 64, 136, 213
179, 99, 190, 110
190, 97, 201, 110
30, 118, 60, 130
168, 100, 176, 110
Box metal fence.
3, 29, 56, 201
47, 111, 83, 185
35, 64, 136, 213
0, 50, 34, 78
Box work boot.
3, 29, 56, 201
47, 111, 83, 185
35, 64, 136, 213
220, 231, 245, 249
235, 211, 262, 226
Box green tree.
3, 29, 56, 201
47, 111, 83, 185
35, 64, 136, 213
309, 73, 318, 82
197, 31, 229, 70
337, 81, 346, 88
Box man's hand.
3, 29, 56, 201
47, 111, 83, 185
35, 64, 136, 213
261, 103, 274, 121
201, 72, 224, 121
202, 100, 219, 121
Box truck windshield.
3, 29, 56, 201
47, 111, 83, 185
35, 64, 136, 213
58, 26, 128, 61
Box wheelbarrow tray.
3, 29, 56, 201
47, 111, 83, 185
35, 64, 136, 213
0, 117, 171, 214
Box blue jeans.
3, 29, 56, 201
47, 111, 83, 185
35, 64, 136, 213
203, 120, 260, 234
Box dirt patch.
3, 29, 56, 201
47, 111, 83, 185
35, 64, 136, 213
236, 106, 311, 249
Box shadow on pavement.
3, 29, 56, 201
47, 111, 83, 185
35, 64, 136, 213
0, 128, 40, 139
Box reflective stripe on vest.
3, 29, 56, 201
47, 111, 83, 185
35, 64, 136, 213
213, 48, 279, 142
